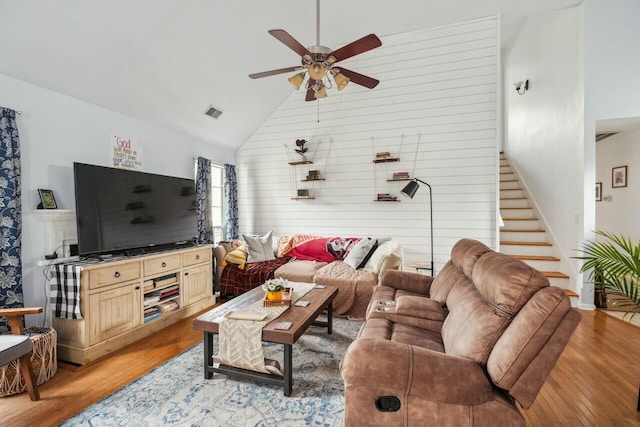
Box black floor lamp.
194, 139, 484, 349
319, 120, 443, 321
401, 178, 435, 276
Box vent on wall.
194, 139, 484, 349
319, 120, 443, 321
596, 132, 618, 142
204, 105, 223, 119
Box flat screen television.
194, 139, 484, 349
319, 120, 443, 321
73, 162, 198, 257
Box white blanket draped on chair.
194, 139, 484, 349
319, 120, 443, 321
217, 282, 315, 374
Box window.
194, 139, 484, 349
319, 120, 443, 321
210, 164, 224, 243
194, 160, 225, 243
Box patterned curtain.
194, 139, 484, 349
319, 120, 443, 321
0, 108, 22, 333
195, 157, 214, 244
224, 164, 239, 240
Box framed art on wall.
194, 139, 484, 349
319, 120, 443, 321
37, 189, 57, 209
612, 166, 627, 188
596, 182, 602, 201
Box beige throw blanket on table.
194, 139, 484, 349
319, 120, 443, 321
217, 282, 315, 374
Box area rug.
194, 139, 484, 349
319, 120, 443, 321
61, 318, 362, 427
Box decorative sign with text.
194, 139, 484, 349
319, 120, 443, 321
111, 135, 143, 170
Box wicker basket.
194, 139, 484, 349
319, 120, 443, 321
0, 326, 58, 397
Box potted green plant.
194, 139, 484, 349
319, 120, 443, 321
575, 230, 640, 316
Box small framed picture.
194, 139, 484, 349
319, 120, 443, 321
38, 189, 57, 209
596, 182, 602, 201
612, 166, 627, 188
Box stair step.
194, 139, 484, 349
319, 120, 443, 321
501, 199, 530, 209
542, 271, 571, 279
514, 255, 561, 261
500, 183, 521, 191
501, 208, 534, 219
500, 230, 546, 242
564, 289, 579, 297
501, 218, 541, 230
501, 241, 552, 246
512, 254, 562, 271
501, 228, 545, 233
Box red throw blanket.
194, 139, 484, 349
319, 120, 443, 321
220, 257, 291, 297
282, 235, 361, 263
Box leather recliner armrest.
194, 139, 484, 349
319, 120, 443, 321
341, 338, 494, 406
379, 269, 433, 296
394, 295, 446, 321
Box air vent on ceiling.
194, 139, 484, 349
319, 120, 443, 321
204, 105, 223, 119
596, 132, 618, 142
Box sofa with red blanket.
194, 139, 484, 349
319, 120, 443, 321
214, 233, 402, 319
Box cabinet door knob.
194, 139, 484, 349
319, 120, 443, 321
196, 255, 200, 260
114, 271, 121, 278
161, 262, 167, 267
184, 272, 189, 276
135, 285, 140, 290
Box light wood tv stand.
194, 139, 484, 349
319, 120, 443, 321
53, 245, 215, 365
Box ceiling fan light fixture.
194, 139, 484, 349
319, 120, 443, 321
308, 62, 326, 80
333, 71, 350, 90
288, 72, 305, 90
314, 82, 327, 99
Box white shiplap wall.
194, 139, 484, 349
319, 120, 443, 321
237, 17, 499, 271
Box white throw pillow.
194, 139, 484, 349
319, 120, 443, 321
363, 239, 399, 274
243, 231, 276, 262
343, 237, 377, 269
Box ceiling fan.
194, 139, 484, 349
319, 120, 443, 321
249, 0, 382, 101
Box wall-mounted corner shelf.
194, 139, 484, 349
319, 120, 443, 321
301, 178, 326, 182
288, 160, 313, 165
28, 209, 76, 223
387, 177, 412, 181
373, 158, 400, 163
291, 196, 316, 200
374, 199, 401, 202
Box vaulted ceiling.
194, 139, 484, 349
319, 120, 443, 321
0, 0, 579, 151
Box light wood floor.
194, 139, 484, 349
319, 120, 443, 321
2, 309, 640, 426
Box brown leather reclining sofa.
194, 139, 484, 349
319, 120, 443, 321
341, 238, 580, 426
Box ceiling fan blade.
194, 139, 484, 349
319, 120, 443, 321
249, 66, 301, 79
305, 79, 317, 102
330, 34, 382, 62
336, 67, 380, 89
268, 29, 312, 58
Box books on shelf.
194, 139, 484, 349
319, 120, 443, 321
154, 274, 177, 288
158, 300, 179, 314
143, 295, 160, 307
393, 171, 410, 179
305, 170, 322, 180
376, 193, 398, 201
144, 312, 161, 323
143, 280, 155, 292
159, 286, 179, 300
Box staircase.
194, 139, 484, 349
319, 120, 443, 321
499, 155, 577, 298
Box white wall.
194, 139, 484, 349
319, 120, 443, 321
582, 0, 640, 305
503, 7, 584, 293
237, 17, 500, 271
0, 73, 235, 323
596, 131, 640, 240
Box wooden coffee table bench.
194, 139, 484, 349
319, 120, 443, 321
192, 284, 338, 396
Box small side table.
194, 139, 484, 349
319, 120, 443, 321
404, 262, 433, 275
0, 326, 57, 397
